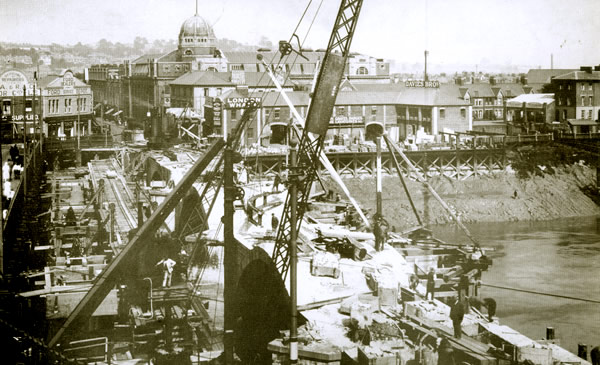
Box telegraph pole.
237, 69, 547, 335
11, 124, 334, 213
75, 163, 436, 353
22, 85, 27, 200
223, 139, 236, 365
289, 138, 299, 364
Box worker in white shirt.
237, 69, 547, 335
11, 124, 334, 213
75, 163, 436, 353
157, 257, 176, 287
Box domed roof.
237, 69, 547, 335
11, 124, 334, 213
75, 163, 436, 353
179, 15, 215, 39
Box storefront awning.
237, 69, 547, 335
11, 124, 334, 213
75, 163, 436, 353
567, 119, 598, 126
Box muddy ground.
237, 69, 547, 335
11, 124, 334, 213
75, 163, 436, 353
326, 163, 600, 231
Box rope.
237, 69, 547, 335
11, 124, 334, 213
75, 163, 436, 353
481, 282, 600, 304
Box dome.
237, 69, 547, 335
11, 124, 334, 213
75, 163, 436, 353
179, 15, 215, 39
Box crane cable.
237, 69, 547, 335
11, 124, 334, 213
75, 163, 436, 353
480, 282, 600, 304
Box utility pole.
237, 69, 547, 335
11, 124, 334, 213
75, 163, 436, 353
223, 140, 236, 365
22, 85, 27, 200
375, 135, 383, 251
76, 100, 81, 166
289, 138, 299, 364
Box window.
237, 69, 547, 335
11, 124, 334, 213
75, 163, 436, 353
582, 96, 585, 106
370, 106, 377, 121
477, 110, 483, 118
217, 88, 222, 95
567, 97, 571, 106
581, 110, 585, 119
589, 84, 593, 91
588, 110, 593, 119
357, 66, 368, 75
568, 84, 571, 90
65, 98, 72, 113
562, 110, 567, 120
337, 106, 346, 116
589, 96, 593, 106
460, 108, 466, 118
559, 84, 563, 90
231, 109, 237, 119
558, 97, 562, 106
440, 108, 446, 119
274, 108, 280, 120
582, 84, 585, 91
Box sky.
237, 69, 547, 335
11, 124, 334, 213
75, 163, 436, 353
1, 0, 599, 69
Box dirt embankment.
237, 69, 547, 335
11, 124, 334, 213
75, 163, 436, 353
328, 163, 600, 231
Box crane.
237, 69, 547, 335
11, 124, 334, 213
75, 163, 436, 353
48, 108, 257, 349
271, 0, 364, 280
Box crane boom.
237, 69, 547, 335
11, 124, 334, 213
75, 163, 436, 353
272, 0, 364, 279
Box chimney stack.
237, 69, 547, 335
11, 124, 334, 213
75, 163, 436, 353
424, 50, 429, 82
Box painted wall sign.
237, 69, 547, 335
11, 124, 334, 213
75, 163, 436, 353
405, 80, 440, 88
0, 70, 38, 97
225, 97, 261, 109
330, 115, 364, 124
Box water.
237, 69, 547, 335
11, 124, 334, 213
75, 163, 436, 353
432, 216, 600, 354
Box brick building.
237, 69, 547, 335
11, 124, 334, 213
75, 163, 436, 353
552, 66, 600, 124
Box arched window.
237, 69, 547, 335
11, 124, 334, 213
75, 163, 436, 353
356, 66, 368, 75
207, 67, 217, 72
185, 49, 193, 55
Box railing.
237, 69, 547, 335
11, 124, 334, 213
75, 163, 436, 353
44, 134, 115, 151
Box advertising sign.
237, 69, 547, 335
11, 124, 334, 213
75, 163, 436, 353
405, 80, 440, 88
225, 97, 261, 109
213, 99, 222, 126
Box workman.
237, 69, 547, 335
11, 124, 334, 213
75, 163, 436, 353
458, 274, 470, 300
272, 174, 281, 192
437, 337, 455, 365
157, 257, 176, 288
271, 213, 279, 232
591, 346, 599, 365
409, 274, 419, 292
449, 298, 464, 339
426, 267, 436, 301
483, 297, 496, 322
65, 206, 77, 226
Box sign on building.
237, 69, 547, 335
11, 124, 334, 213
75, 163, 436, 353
0, 70, 37, 97
405, 80, 440, 88
330, 115, 364, 124
213, 99, 222, 126
225, 97, 262, 109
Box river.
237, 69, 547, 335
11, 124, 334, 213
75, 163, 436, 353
432, 216, 600, 355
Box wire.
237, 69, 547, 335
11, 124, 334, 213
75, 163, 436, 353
481, 282, 600, 304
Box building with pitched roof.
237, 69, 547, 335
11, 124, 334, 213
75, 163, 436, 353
89, 11, 390, 123
199, 81, 472, 146
506, 93, 555, 133
551, 66, 600, 124
38, 69, 94, 139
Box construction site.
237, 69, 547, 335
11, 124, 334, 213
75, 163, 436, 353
1, 1, 599, 364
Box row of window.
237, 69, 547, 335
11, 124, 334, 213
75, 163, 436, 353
182, 37, 210, 43
559, 83, 594, 91
47, 98, 88, 114
557, 96, 595, 106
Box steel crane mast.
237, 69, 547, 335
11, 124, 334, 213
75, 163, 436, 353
272, 0, 364, 279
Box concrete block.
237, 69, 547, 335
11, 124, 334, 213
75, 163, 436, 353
377, 287, 398, 309
312, 252, 340, 278
358, 347, 401, 365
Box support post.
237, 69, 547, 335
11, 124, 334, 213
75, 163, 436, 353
223, 142, 236, 365
289, 140, 298, 363
22, 85, 27, 200
375, 136, 383, 251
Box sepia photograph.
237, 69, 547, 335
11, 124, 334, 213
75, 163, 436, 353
0, 0, 599, 363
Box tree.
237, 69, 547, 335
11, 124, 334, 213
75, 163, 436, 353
133, 36, 148, 52
96, 39, 113, 53
540, 83, 556, 93
258, 35, 273, 50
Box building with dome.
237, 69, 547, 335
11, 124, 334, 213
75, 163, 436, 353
88, 11, 391, 123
